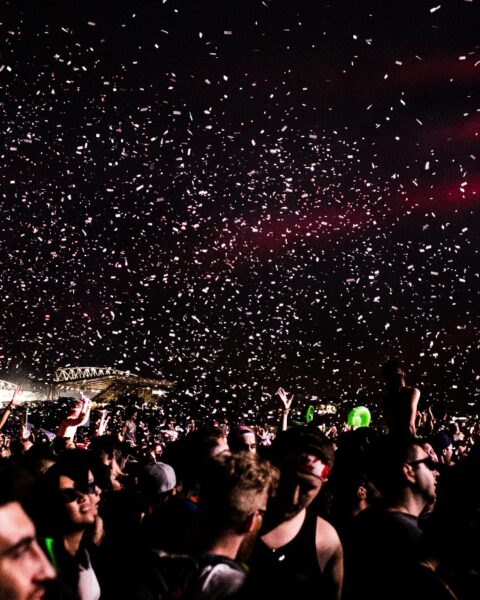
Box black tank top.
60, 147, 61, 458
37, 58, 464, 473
248, 508, 323, 598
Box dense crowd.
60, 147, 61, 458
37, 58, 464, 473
0, 360, 479, 600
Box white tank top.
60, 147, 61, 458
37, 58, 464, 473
77, 550, 101, 600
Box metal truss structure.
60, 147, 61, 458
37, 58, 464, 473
0, 379, 17, 391
51, 366, 174, 403
53, 366, 126, 382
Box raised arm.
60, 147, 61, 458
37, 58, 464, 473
0, 386, 22, 431
277, 387, 294, 431
95, 409, 109, 437
60, 397, 92, 428
408, 387, 420, 437
77, 397, 92, 427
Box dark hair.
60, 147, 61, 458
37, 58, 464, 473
269, 426, 335, 469
31, 450, 93, 536
51, 437, 72, 455
89, 434, 119, 459
227, 425, 255, 452
125, 406, 138, 420
365, 435, 419, 499
0, 459, 34, 507
429, 431, 453, 454
381, 359, 405, 381
329, 427, 380, 509
163, 425, 226, 487
19, 444, 57, 478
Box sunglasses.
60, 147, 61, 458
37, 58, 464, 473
407, 457, 438, 472
59, 482, 97, 504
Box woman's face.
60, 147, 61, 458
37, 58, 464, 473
59, 470, 100, 528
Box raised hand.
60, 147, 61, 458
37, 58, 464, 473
277, 387, 294, 411
20, 424, 31, 441
277, 387, 294, 431
10, 385, 23, 407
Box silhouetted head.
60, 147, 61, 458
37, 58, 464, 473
381, 359, 405, 385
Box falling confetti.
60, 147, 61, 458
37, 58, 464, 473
0, 0, 478, 420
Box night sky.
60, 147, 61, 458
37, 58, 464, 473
1, 0, 478, 414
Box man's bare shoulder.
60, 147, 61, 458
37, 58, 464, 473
315, 516, 343, 575
399, 386, 420, 399
315, 516, 342, 551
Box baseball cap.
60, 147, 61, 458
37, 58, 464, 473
430, 431, 453, 452
140, 462, 177, 495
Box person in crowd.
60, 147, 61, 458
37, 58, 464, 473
138, 460, 178, 529
56, 396, 92, 444
142, 425, 229, 556
31, 450, 103, 600
141, 440, 165, 463
254, 425, 272, 447
227, 425, 257, 453
0, 386, 22, 431
0, 459, 56, 600
20, 444, 57, 479
343, 435, 443, 599
248, 426, 343, 600
121, 407, 138, 447
190, 451, 278, 598
416, 405, 435, 438
429, 431, 455, 469
94, 459, 180, 599
128, 451, 278, 600
186, 419, 197, 434
418, 436, 480, 599
327, 427, 381, 542
418, 438, 439, 463
447, 420, 465, 443
381, 359, 420, 438
88, 435, 125, 494
161, 419, 179, 443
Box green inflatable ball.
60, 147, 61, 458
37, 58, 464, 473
347, 406, 371, 429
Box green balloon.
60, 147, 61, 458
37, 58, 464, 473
305, 405, 315, 423
347, 406, 371, 429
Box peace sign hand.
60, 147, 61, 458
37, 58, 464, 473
10, 386, 23, 407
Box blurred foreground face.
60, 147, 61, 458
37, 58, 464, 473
0, 501, 55, 600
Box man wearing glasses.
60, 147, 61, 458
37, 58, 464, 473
343, 435, 441, 600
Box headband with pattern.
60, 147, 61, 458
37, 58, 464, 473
298, 453, 330, 480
